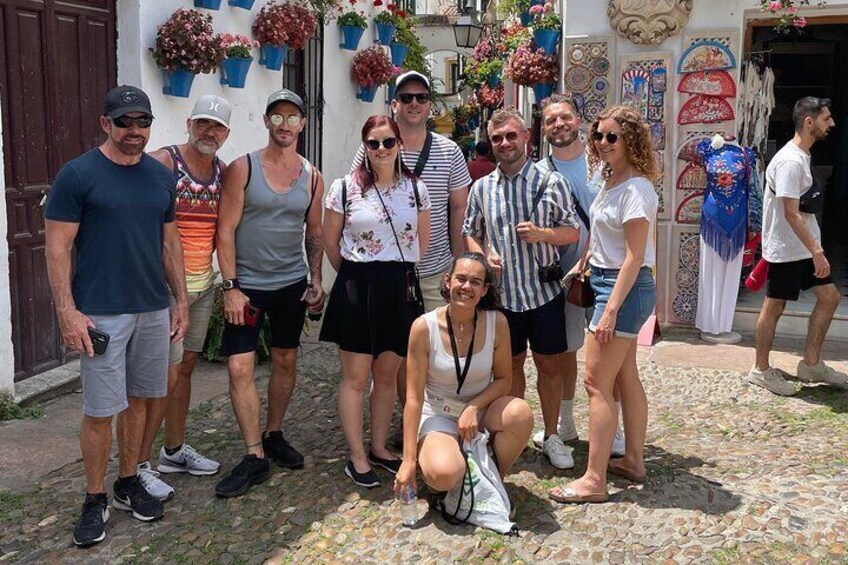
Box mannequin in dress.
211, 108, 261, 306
694, 134, 755, 344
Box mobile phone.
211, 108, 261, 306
87, 328, 110, 355
243, 304, 261, 327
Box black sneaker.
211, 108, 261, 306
262, 431, 304, 469
215, 455, 270, 498
73, 493, 109, 547
113, 476, 164, 522
344, 460, 381, 489
367, 450, 402, 474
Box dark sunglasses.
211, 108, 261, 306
591, 131, 619, 144
396, 93, 431, 104
491, 132, 519, 144
112, 115, 154, 129
365, 137, 398, 150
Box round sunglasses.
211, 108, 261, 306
365, 137, 398, 150
591, 131, 619, 144
269, 113, 302, 127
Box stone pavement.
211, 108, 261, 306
1, 328, 847, 564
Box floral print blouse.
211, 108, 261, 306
326, 174, 430, 263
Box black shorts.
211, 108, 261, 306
502, 292, 567, 356
221, 278, 308, 355
766, 258, 833, 301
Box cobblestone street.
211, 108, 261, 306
1, 331, 847, 564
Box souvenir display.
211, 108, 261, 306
564, 35, 616, 123
676, 135, 712, 162
738, 56, 775, 153
677, 40, 736, 73
678, 95, 735, 125
674, 191, 704, 224
671, 231, 700, 323
675, 162, 707, 192
677, 70, 737, 97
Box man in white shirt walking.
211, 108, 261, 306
748, 96, 846, 396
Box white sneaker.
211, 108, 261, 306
746, 367, 797, 396
796, 360, 848, 388
158, 444, 220, 476
137, 461, 175, 502
557, 418, 579, 442
612, 428, 626, 457
542, 435, 574, 469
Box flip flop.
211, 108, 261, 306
548, 486, 609, 504
608, 460, 647, 483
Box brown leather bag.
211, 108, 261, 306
566, 271, 594, 308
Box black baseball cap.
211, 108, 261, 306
103, 85, 153, 119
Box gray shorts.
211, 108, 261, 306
80, 308, 170, 417
564, 298, 592, 353
169, 286, 216, 364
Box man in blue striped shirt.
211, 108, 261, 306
463, 108, 579, 469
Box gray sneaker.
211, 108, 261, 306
746, 367, 797, 396
796, 360, 848, 388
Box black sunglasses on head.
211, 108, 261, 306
365, 137, 398, 150
112, 115, 154, 129
591, 131, 619, 144
396, 93, 431, 104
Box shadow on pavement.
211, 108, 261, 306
792, 384, 848, 413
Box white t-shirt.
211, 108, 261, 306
762, 141, 820, 263
588, 177, 658, 269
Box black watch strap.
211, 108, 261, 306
222, 278, 240, 290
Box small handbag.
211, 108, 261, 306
566, 270, 595, 308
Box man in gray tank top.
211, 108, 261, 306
214, 89, 326, 498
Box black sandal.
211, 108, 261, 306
367, 451, 402, 474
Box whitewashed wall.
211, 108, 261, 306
0, 103, 12, 394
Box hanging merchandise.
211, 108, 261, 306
677, 40, 736, 73
737, 55, 775, 153
677, 70, 737, 97
678, 94, 735, 125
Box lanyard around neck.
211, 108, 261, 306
446, 308, 478, 395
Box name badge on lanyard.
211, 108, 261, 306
439, 397, 467, 417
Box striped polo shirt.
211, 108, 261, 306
351, 133, 472, 278
463, 159, 579, 312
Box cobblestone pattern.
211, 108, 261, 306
2, 344, 848, 564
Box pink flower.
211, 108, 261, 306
787, 5, 798, 13
794, 15, 807, 27
767, 0, 782, 11
529, 4, 543, 14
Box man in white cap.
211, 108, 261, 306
134, 94, 233, 501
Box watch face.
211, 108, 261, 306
223, 280, 234, 289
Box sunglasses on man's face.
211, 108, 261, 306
365, 137, 398, 151
591, 131, 619, 145
396, 93, 431, 104
490, 132, 519, 145
269, 113, 302, 127
112, 115, 153, 129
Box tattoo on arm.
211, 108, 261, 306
305, 234, 323, 278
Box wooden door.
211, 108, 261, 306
0, 0, 116, 381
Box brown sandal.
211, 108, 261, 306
608, 460, 647, 483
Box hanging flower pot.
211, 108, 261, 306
228, 0, 255, 9
340, 24, 366, 50
195, 0, 223, 9
375, 22, 396, 46
220, 57, 253, 88
519, 0, 543, 26
260, 44, 289, 70
487, 72, 502, 88
468, 114, 480, 130
386, 82, 397, 104
533, 82, 555, 102
533, 28, 560, 55
389, 42, 409, 66
357, 84, 379, 103
163, 70, 197, 98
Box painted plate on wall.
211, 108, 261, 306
583, 99, 605, 120
591, 57, 610, 75
564, 64, 593, 93
677, 40, 736, 73
591, 77, 610, 96
677, 70, 737, 97
568, 46, 587, 64
678, 94, 735, 125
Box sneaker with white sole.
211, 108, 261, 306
796, 360, 848, 388
612, 428, 626, 457
542, 434, 574, 469
746, 367, 797, 396
558, 419, 579, 442
137, 461, 175, 502
158, 444, 220, 476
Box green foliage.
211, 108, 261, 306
338, 11, 367, 28
202, 286, 271, 363
395, 18, 431, 82
496, 0, 531, 19
0, 393, 42, 421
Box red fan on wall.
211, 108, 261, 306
677, 70, 736, 97
678, 95, 735, 125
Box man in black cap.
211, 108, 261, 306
214, 88, 325, 497
45, 85, 189, 547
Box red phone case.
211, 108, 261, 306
244, 305, 260, 327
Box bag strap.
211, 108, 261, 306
413, 131, 433, 178
303, 164, 318, 222
373, 182, 409, 264
244, 153, 252, 191
439, 448, 475, 525
548, 156, 590, 230
341, 177, 348, 217
525, 168, 553, 223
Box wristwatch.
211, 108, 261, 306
222, 278, 240, 291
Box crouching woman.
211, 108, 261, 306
394, 252, 533, 497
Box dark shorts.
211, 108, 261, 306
221, 278, 308, 355
766, 258, 834, 301
502, 292, 567, 357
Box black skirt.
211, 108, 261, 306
320, 260, 424, 357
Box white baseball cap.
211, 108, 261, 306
191, 95, 232, 128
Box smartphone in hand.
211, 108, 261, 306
244, 304, 261, 327
87, 328, 110, 355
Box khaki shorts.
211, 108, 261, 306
169, 286, 216, 364
419, 272, 447, 313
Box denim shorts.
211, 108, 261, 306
589, 266, 656, 339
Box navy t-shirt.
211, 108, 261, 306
45, 149, 176, 315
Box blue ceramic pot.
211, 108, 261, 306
228, 0, 255, 9
220, 57, 252, 88
533, 83, 554, 103
339, 25, 366, 50
534, 28, 560, 55
163, 70, 196, 98
519, 0, 544, 27
387, 83, 397, 103
468, 115, 480, 130
194, 0, 223, 9
375, 22, 396, 46
390, 42, 409, 66
487, 73, 501, 88
357, 84, 378, 103
260, 44, 289, 71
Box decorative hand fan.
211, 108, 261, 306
677, 70, 737, 97
678, 40, 736, 73
678, 95, 735, 125
676, 136, 711, 162
676, 162, 707, 191
675, 191, 705, 224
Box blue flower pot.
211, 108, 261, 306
194, 0, 222, 9
162, 70, 196, 98
220, 57, 252, 88
534, 28, 560, 55
468, 115, 480, 130
387, 83, 397, 104
260, 44, 289, 71
375, 22, 396, 46
533, 83, 554, 103
390, 42, 409, 66
357, 84, 378, 103
519, 0, 543, 26
339, 25, 366, 50
487, 73, 501, 88
228, 0, 255, 9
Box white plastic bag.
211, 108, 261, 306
438, 430, 516, 534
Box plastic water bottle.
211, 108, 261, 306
305, 284, 323, 321
399, 484, 417, 527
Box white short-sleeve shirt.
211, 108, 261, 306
762, 141, 820, 263
588, 177, 658, 269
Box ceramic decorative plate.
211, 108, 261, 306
588, 43, 604, 58
675, 265, 698, 288
564, 64, 593, 93
583, 99, 605, 120
591, 57, 610, 75
679, 234, 700, 270
672, 292, 698, 322
568, 46, 586, 65
677, 70, 737, 97
591, 77, 610, 96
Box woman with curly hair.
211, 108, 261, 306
550, 105, 658, 504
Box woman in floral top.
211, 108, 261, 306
321, 115, 431, 488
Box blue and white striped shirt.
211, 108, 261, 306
463, 159, 579, 312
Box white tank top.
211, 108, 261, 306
421, 308, 496, 415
